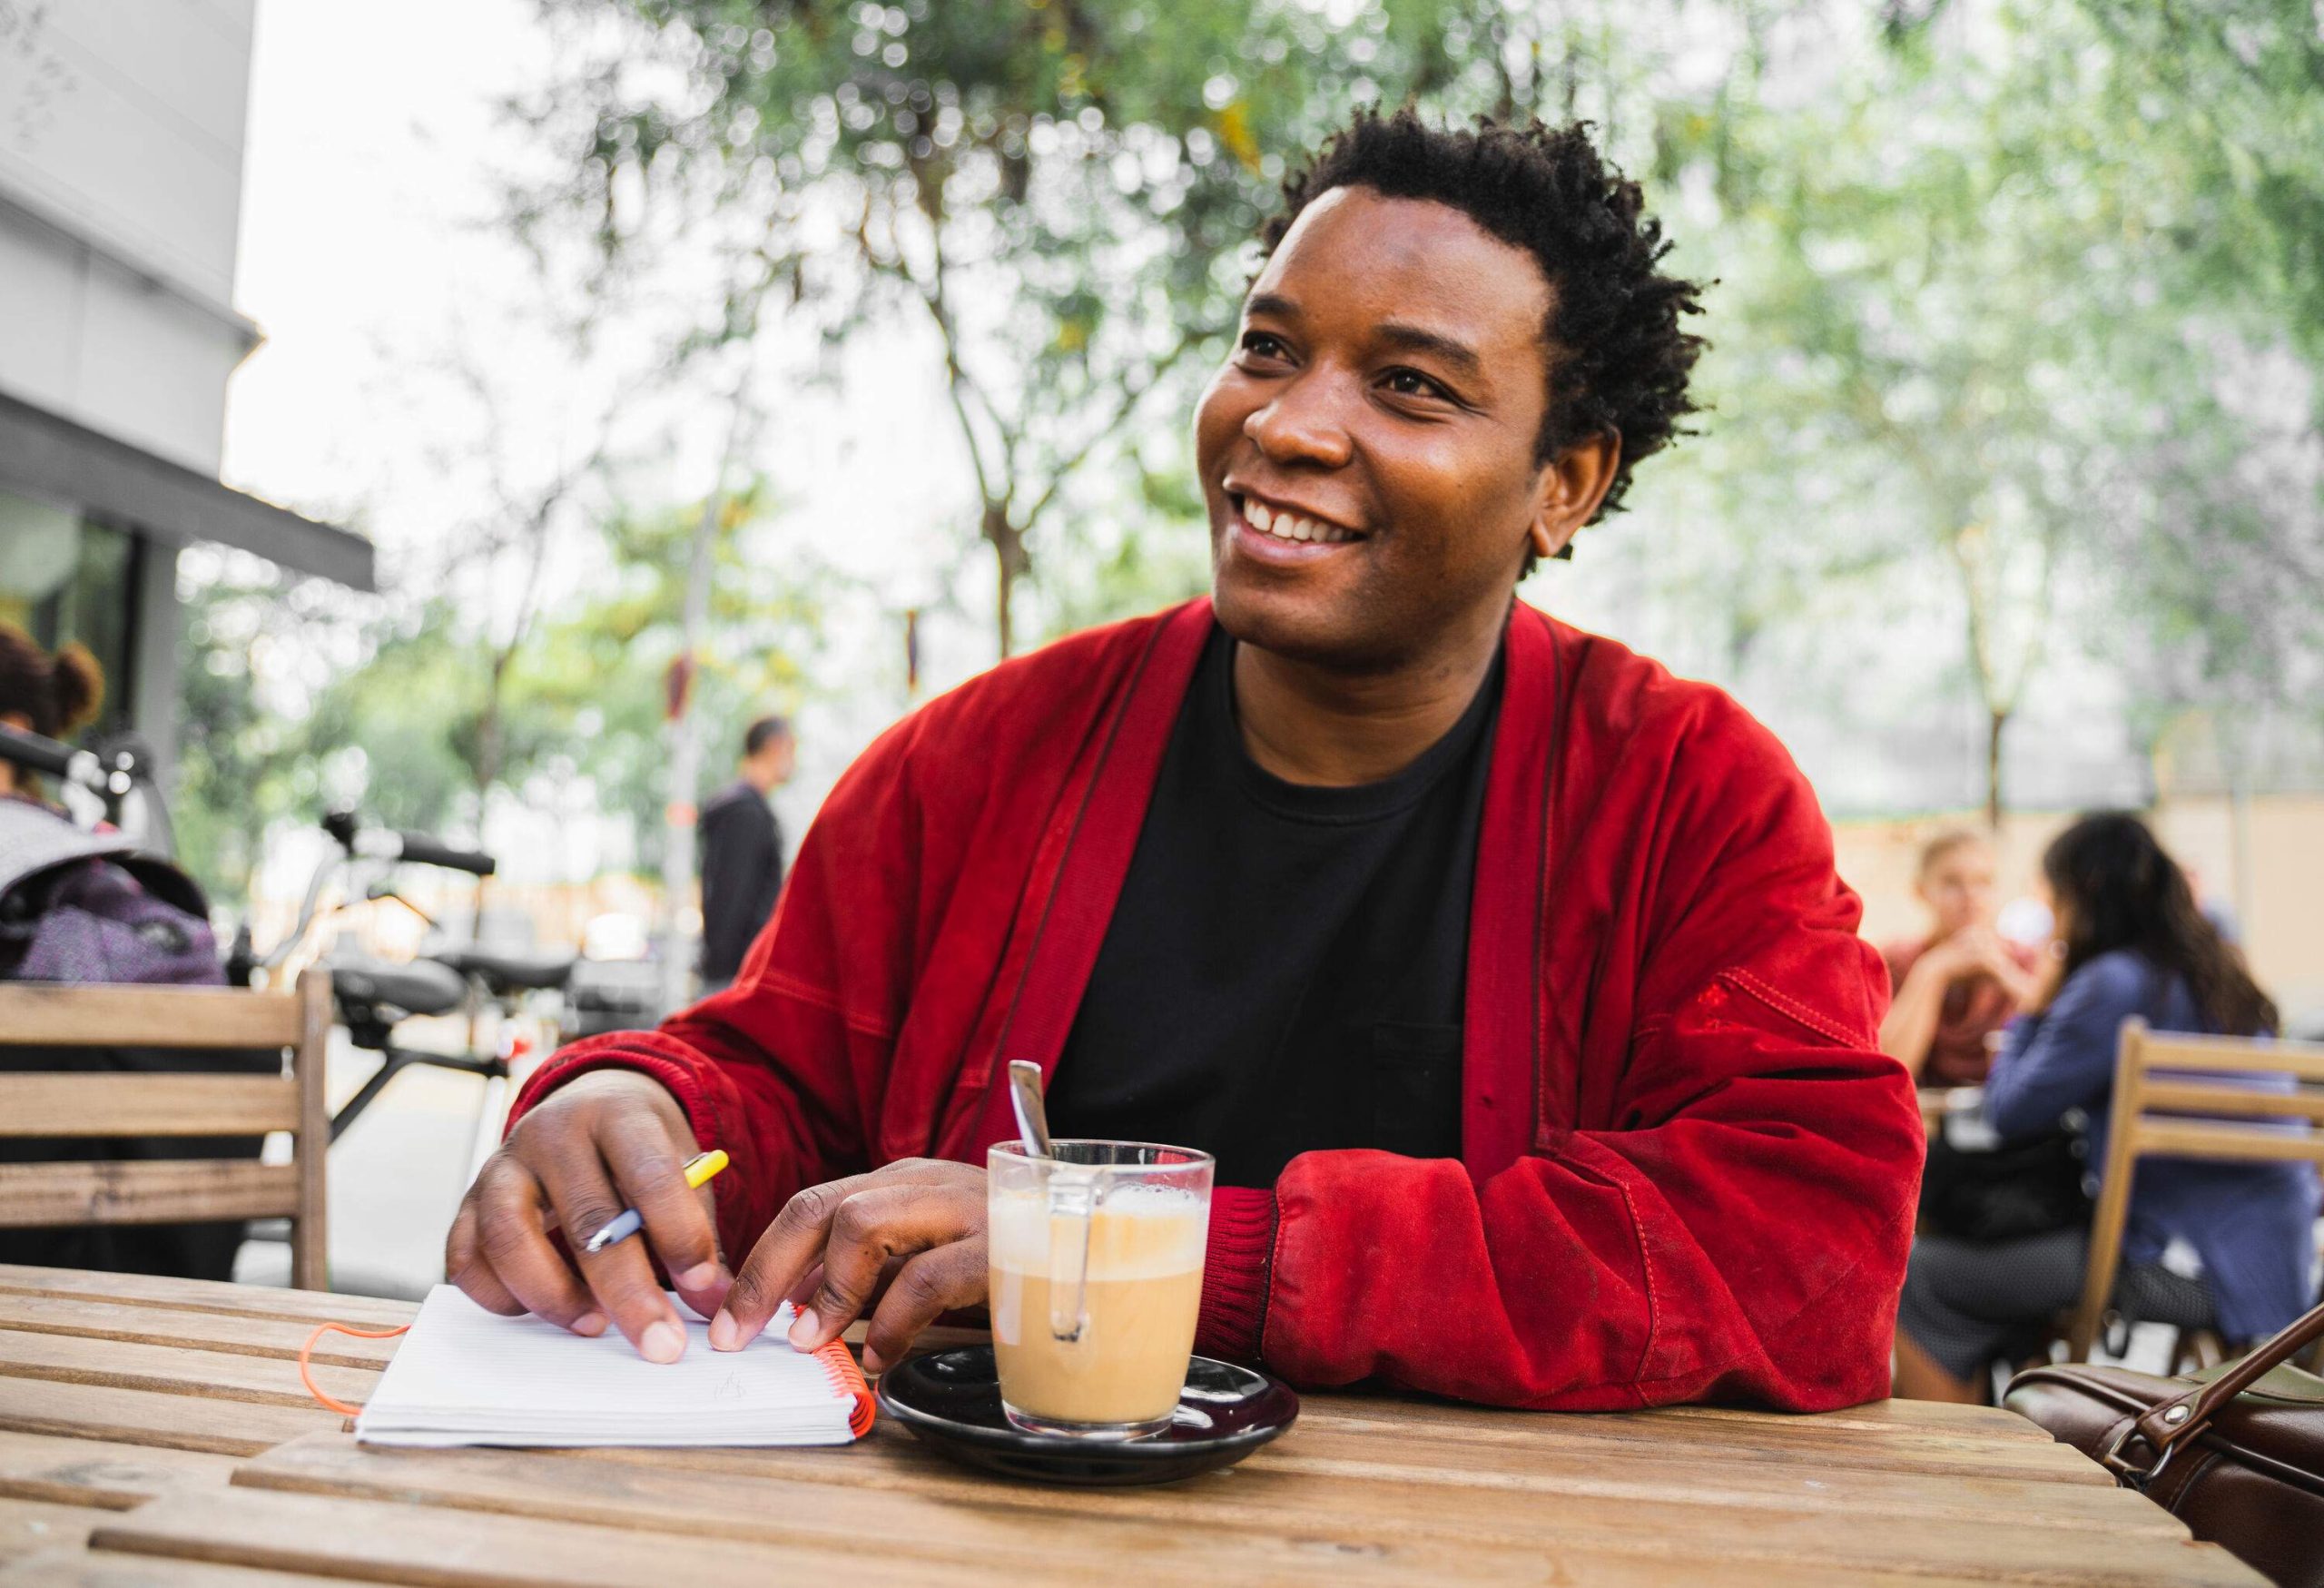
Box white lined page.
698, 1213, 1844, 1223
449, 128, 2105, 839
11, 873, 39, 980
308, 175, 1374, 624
356, 1286, 857, 1447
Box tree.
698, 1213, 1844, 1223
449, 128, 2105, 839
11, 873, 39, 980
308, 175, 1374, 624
513, 0, 1505, 654
172, 563, 340, 903
1653, 0, 2324, 825
507, 478, 831, 871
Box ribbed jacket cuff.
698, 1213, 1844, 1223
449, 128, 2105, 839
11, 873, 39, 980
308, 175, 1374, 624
1196, 1184, 1278, 1364
507, 1046, 714, 1152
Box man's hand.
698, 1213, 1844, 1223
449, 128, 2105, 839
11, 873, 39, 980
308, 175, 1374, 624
445, 1070, 728, 1363
1929, 923, 2042, 1009
709, 1158, 986, 1373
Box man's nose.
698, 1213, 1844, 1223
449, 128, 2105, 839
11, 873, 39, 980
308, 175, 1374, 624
1244, 371, 1354, 469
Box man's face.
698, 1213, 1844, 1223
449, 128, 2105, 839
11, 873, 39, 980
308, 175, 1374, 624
753, 733, 796, 786
1917, 843, 1998, 939
1194, 185, 1561, 671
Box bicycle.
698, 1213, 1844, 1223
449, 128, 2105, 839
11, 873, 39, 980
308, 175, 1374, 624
248, 810, 551, 1166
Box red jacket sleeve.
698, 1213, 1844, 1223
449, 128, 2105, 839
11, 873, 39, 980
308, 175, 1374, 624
1206, 699, 1923, 1411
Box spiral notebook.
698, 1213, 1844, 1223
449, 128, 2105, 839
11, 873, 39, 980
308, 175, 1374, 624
355, 1286, 875, 1447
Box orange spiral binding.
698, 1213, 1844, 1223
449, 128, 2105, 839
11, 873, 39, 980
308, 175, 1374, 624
812, 1337, 878, 1436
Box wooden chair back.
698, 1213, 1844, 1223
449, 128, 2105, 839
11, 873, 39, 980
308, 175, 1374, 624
0, 970, 333, 1288
2067, 1018, 2324, 1361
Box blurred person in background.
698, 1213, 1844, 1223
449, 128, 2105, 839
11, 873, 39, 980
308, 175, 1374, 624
0, 623, 102, 807
1894, 812, 2318, 1402
0, 625, 270, 1280
1879, 829, 2040, 1085
697, 715, 794, 994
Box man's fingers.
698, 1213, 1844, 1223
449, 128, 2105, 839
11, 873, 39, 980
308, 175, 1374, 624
794, 1188, 925, 1347
469, 1157, 603, 1335
711, 1171, 883, 1351
535, 1149, 686, 1363
797, 1187, 983, 1351
446, 1201, 523, 1316
601, 1111, 727, 1316
861, 1241, 986, 1375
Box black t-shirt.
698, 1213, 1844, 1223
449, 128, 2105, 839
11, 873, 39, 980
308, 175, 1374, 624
1046, 623, 1502, 1188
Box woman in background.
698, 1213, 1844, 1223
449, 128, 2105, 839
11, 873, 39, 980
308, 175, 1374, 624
0, 623, 103, 803
1895, 812, 2318, 1401
1880, 829, 2039, 1085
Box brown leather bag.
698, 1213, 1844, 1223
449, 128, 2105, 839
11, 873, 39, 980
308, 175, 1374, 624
2005, 1300, 2324, 1587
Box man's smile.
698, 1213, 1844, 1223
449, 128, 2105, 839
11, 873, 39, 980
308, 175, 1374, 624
1224, 487, 1367, 566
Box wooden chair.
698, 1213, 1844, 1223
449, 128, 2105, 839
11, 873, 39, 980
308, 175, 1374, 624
2066, 1018, 2324, 1364
0, 971, 333, 1288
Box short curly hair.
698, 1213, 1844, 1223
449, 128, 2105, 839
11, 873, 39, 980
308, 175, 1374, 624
1262, 109, 1706, 567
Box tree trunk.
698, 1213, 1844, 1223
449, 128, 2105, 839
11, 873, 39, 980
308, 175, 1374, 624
985, 503, 1026, 659
994, 540, 1016, 660
1984, 706, 2008, 831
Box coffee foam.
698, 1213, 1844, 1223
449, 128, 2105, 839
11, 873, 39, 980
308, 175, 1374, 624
990, 1184, 1206, 1279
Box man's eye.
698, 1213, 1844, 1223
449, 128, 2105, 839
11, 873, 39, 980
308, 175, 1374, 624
1239, 331, 1289, 360
1383, 368, 1451, 400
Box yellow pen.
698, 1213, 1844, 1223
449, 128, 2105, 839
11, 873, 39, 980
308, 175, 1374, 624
581, 1149, 729, 1254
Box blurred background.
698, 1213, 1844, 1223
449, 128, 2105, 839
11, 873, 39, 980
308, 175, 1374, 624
2, 0, 2319, 1293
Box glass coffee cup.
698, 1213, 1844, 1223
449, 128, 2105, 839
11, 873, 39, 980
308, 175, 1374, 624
986, 1139, 1213, 1439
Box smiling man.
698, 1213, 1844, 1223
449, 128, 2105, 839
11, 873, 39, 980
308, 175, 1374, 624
448, 111, 1923, 1411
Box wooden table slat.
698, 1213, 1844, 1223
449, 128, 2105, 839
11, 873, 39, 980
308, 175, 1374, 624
1293, 1401, 2112, 1484
0, 1549, 355, 1586
0, 1500, 104, 1569
1248, 1438, 2177, 1530
0, 1269, 412, 1331
97, 1486, 1280, 1588
1653, 1396, 2059, 1443
0, 1297, 401, 1372
0, 1328, 374, 1413
0, 1377, 342, 1458
0, 1432, 236, 1509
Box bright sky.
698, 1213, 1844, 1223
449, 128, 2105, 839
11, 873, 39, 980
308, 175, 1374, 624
225, 0, 975, 585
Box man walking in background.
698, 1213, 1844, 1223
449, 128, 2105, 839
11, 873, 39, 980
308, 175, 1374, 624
696, 715, 793, 993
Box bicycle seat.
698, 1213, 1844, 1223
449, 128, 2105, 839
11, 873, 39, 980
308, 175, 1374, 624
431, 945, 578, 994
325, 952, 469, 1020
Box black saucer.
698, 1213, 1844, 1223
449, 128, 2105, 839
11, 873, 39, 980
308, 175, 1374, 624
876, 1346, 1298, 1486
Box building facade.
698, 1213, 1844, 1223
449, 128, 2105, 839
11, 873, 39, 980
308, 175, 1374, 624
0, 0, 370, 776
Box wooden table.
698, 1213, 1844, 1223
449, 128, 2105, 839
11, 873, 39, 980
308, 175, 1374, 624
0, 1264, 2264, 1586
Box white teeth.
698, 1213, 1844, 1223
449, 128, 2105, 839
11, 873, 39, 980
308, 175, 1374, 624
1244, 498, 1354, 545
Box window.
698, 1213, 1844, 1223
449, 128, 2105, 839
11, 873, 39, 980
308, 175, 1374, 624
0, 487, 141, 739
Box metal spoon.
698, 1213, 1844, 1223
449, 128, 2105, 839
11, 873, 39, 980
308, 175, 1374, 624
1007, 1059, 1056, 1159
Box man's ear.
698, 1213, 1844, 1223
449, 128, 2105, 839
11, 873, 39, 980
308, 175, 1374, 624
1527, 429, 1621, 562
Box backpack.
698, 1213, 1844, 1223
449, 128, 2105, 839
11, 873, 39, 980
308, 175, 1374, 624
0, 794, 275, 1280
0, 795, 224, 984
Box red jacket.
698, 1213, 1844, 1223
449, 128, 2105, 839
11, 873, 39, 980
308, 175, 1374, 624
509, 599, 1921, 1410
